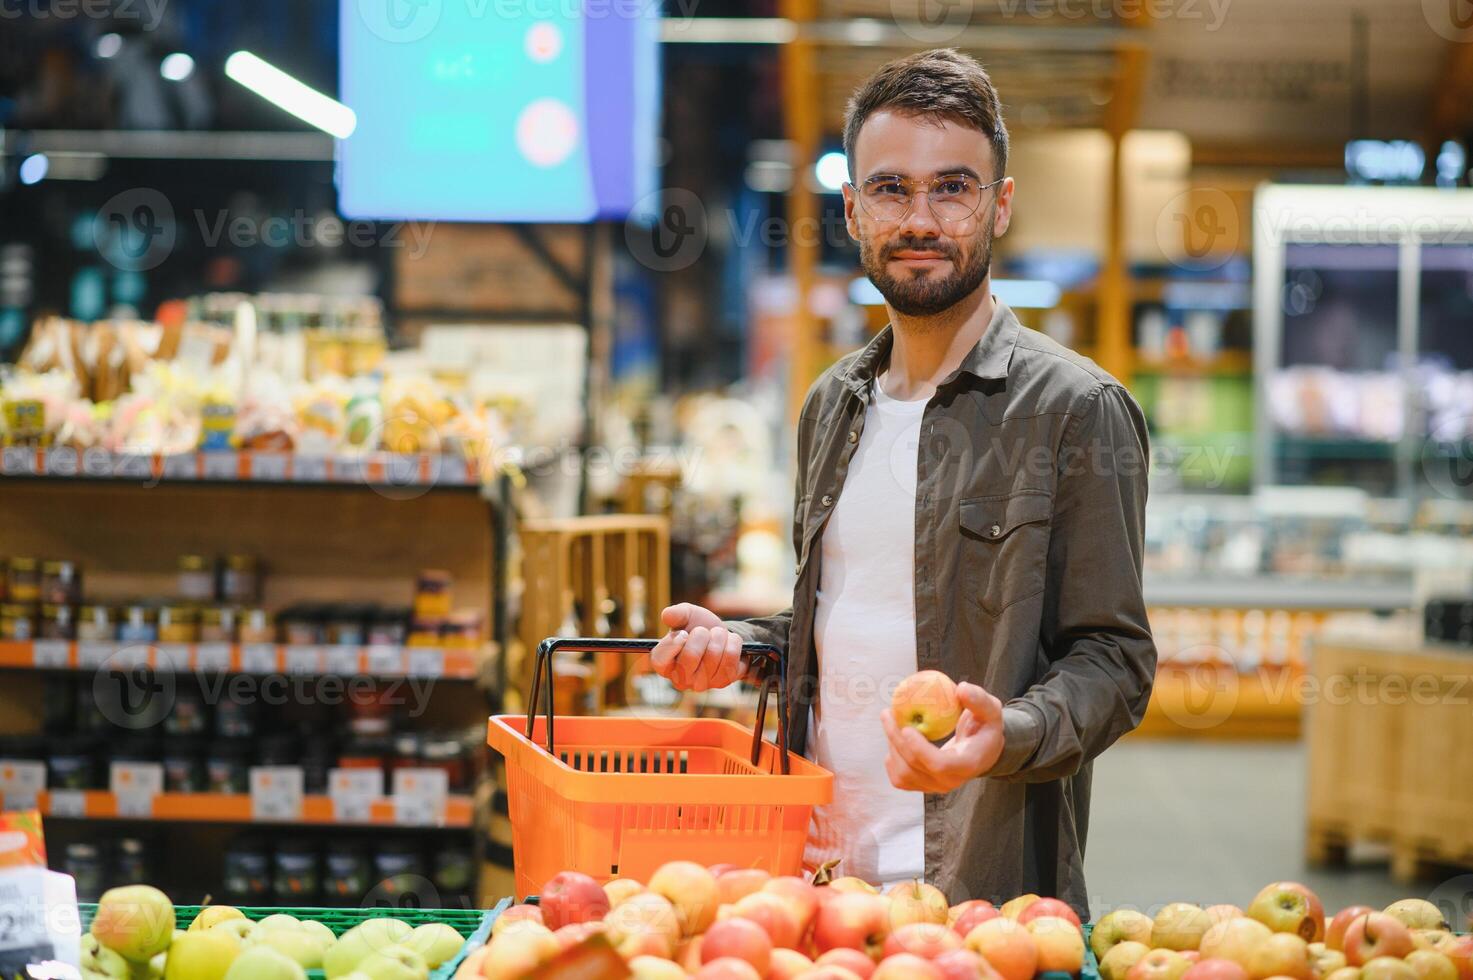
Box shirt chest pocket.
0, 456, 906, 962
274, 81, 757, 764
959, 489, 1054, 618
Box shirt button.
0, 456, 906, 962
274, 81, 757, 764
821, 494, 834, 507
990, 523, 1002, 537
847, 430, 858, 444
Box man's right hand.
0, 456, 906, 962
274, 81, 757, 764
650, 603, 747, 692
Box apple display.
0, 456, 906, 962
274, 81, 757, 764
732, 891, 804, 950
701, 918, 773, 976
400, 924, 461, 968
92, 885, 177, 963
627, 956, 686, 980
718, 869, 772, 906
1248, 885, 1326, 943
1208, 907, 1246, 926
164, 931, 243, 980
813, 892, 891, 958
815, 947, 879, 978
934, 949, 1005, 980
1245, 932, 1312, 980
1183, 959, 1251, 980
1344, 914, 1415, 966
1199, 918, 1275, 969
1127, 949, 1193, 980
891, 670, 962, 740
1326, 909, 1375, 952
1360, 957, 1420, 980
1000, 896, 1040, 921
211, 921, 259, 944
887, 880, 950, 928
1154, 904, 1214, 952
604, 892, 682, 959
649, 861, 721, 937
479, 929, 557, 980
603, 879, 644, 909
883, 922, 963, 960
324, 920, 414, 978
1433, 935, 1473, 980
873, 953, 945, 980
1385, 901, 1449, 933
222, 947, 307, 980
1308, 943, 1346, 978
1100, 941, 1153, 980
1407, 951, 1461, 980
253, 927, 330, 969
540, 871, 610, 930
764, 877, 822, 937
693, 958, 762, 980
963, 918, 1038, 980
191, 908, 246, 933
770, 948, 816, 980
829, 878, 881, 896
1018, 899, 1082, 933
952, 902, 1001, 938
1025, 916, 1086, 974
1092, 910, 1155, 962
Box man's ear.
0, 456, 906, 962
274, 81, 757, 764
842, 181, 861, 242
992, 176, 1015, 237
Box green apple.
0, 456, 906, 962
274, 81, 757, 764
323, 920, 414, 978
92, 886, 176, 962
1384, 901, 1449, 933
405, 924, 462, 968
1092, 910, 1155, 962
164, 930, 242, 980
299, 921, 336, 947
353, 946, 428, 980
212, 921, 259, 944
190, 909, 247, 933
252, 927, 330, 969
256, 916, 301, 932
223, 947, 308, 980
82, 933, 133, 980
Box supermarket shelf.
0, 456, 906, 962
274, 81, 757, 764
33, 790, 473, 827
0, 447, 485, 489
1143, 573, 1414, 611
0, 640, 484, 679
1134, 663, 1303, 740
1273, 436, 1397, 460
1134, 351, 1252, 376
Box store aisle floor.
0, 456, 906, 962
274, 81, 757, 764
1085, 739, 1449, 914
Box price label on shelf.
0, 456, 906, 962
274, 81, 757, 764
45, 447, 79, 477
248, 452, 290, 481
1, 447, 39, 476
0, 761, 46, 810
77, 643, 118, 671
406, 648, 444, 678
113, 454, 153, 480
108, 645, 150, 672
285, 647, 323, 675
110, 762, 163, 817
31, 640, 70, 669
240, 644, 277, 674
153, 644, 191, 673
392, 768, 448, 826
365, 645, 405, 675
328, 768, 383, 823
250, 766, 305, 821
322, 647, 359, 675
292, 456, 330, 483
194, 643, 232, 673
200, 452, 240, 481
47, 789, 86, 818
161, 454, 198, 480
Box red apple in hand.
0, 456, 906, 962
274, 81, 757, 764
891, 670, 962, 741
1326, 908, 1374, 952
1247, 884, 1326, 943
540, 870, 610, 930
884, 923, 963, 960
874, 953, 945, 980
1344, 914, 1415, 966
814, 892, 891, 958
1018, 898, 1082, 933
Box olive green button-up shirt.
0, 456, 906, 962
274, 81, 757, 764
728, 299, 1157, 919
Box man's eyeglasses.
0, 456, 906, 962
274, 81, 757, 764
850, 173, 1005, 224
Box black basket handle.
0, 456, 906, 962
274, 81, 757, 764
524, 636, 791, 774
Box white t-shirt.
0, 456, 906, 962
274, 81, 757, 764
804, 376, 927, 888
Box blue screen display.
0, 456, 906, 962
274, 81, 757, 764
338, 0, 659, 221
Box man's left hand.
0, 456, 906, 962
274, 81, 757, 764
882, 682, 1006, 793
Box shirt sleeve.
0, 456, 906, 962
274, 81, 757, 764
988, 382, 1157, 782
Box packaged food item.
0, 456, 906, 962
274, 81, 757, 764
432, 845, 474, 903
238, 607, 273, 644
326, 605, 369, 647
278, 606, 322, 646
41, 560, 81, 605
76, 605, 113, 642
200, 605, 238, 643
177, 554, 213, 601
324, 843, 371, 903
220, 555, 259, 604
0, 603, 36, 641
63, 843, 105, 902
158, 605, 198, 643
273, 841, 321, 903
163, 688, 207, 736
345, 683, 393, 736
338, 735, 389, 774
441, 610, 482, 650
118, 604, 157, 643
112, 838, 151, 885
371, 842, 424, 901
47, 736, 97, 790
422, 735, 469, 792
6, 558, 40, 603
413, 570, 453, 619
39, 604, 75, 640
214, 696, 256, 739
206, 740, 251, 793
222, 837, 272, 904
162, 745, 204, 792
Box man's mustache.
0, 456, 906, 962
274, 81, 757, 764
881, 238, 960, 262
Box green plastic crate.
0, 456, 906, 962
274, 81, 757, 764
80, 901, 512, 980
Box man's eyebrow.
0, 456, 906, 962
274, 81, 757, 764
861, 165, 985, 182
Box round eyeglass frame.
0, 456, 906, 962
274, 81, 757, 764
849, 173, 1006, 225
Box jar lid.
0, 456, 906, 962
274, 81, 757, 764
42, 559, 76, 574
79, 605, 113, 620
225, 554, 257, 571
177, 554, 209, 571
8, 557, 37, 571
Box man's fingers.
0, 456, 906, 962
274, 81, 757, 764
650, 630, 687, 676
891, 721, 945, 774
708, 631, 745, 689
957, 682, 1002, 726
671, 626, 712, 689
661, 603, 696, 630
691, 626, 731, 691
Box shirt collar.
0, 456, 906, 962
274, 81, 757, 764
841, 297, 1021, 395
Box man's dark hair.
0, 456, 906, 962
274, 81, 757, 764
842, 48, 1009, 183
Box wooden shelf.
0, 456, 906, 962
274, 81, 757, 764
0, 448, 485, 489
1134, 351, 1252, 376
0, 640, 485, 680
31, 790, 473, 828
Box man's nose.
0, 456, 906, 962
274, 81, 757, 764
897, 190, 943, 238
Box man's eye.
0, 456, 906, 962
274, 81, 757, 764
937, 179, 970, 196
870, 182, 907, 196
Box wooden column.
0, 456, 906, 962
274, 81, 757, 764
1097, 39, 1147, 386
783, 0, 821, 422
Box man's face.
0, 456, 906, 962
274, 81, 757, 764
844, 110, 1014, 319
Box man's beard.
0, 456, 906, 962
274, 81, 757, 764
859, 218, 993, 319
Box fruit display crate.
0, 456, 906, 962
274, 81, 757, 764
79, 901, 511, 980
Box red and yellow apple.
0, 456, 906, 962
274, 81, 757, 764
1025, 916, 1085, 974
891, 670, 962, 741
874, 953, 944, 980
813, 892, 891, 958
886, 880, 950, 928
1344, 914, 1414, 966
1384, 901, 1448, 933
1018, 898, 1082, 933
1326, 908, 1375, 952
1127, 949, 1193, 980
649, 861, 720, 937
769, 948, 815, 980
1183, 958, 1251, 980
1407, 950, 1460, 980
883, 923, 963, 960
1092, 910, 1155, 962
731, 890, 803, 950
540, 871, 610, 930
701, 918, 772, 977
1247, 885, 1326, 943
1154, 904, 1214, 952
1245, 932, 1312, 980
1200, 918, 1275, 969
717, 869, 772, 906
815, 948, 878, 979
963, 918, 1038, 980
934, 949, 1005, 980
1101, 942, 1153, 980
952, 903, 1001, 938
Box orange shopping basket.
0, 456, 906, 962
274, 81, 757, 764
487, 637, 833, 898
